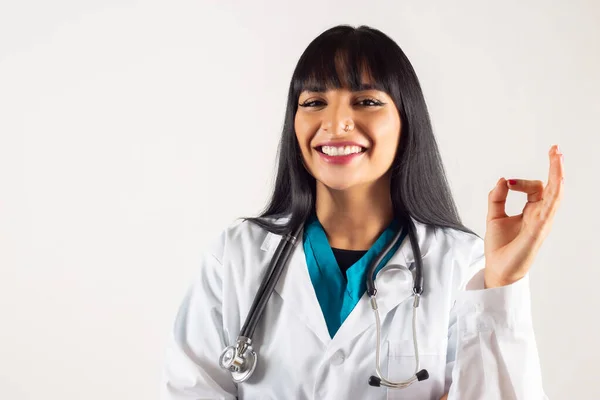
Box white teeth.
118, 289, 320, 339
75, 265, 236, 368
321, 145, 363, 156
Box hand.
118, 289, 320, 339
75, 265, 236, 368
484, 145, 565, 288
440, 393, 449, 400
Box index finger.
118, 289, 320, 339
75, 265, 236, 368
543, 144, 565, 211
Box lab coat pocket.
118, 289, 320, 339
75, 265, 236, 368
386, 339, 445, 400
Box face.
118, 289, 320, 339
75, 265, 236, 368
294, 84, 401, 191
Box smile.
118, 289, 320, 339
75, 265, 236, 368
315, 145, 367, 165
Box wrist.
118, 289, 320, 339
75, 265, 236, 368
484, 270, 524, 288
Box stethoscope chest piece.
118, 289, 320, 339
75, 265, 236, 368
219, 338, 258, 383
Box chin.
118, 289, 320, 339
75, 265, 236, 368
317, 177, 363, 192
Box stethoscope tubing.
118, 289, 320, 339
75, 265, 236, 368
240, 224, 303, 339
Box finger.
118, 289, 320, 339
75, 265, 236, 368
440, 394, 449, 400
507, 179, 544, 202
487, 177, 509, 222
542, 144, 565, 215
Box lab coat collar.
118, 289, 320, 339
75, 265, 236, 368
259, 215, 436, 348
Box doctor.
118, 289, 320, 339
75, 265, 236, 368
161, 24, 563, 399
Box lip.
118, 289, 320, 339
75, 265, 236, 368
317, 150, 365, 165
313, 140, 369, 149
313, 141, 368, 165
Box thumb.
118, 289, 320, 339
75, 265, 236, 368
487, 177, 509, 222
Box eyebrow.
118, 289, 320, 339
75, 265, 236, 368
301, 82, 383, 93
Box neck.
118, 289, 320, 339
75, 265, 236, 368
315, 175, 394, 250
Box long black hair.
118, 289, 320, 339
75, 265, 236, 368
244, 24, 477, 237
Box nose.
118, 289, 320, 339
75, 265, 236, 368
321, 101, 354, 136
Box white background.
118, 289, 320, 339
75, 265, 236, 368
1, 1, 598, 399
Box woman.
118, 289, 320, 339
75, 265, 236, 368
161, 24, 563, 399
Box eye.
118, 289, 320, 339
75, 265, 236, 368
298, 98, 384, 108
298, 99, 325, 108
357, 98, 384, 107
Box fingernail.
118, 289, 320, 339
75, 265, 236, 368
508, 179, 517, 185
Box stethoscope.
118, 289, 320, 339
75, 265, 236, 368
218, 216, 429, 390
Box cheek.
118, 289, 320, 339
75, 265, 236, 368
369, 118, 401, 160
294, 116, 316, 156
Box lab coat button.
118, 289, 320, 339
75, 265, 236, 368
331, 351, 345, 365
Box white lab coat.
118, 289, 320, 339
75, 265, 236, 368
161, 216, 548, 399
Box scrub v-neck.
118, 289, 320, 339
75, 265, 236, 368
302, 213, 406, 338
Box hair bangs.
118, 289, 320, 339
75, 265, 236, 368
291, 27, 397, 101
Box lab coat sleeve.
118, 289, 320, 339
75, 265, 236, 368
160, 248, 238, 400
444, 236, 549, 400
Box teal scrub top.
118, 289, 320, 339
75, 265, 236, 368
302, 214, 407, 338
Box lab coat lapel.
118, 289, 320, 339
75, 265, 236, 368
261, 230, 332, 345
327, 218, 435, 351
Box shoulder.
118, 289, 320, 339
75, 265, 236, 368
205, 215, 287, 265
409, 218, 482, 264
429, 224, 486, 292
434, 224, 483, 262
417, 221, 484, 284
